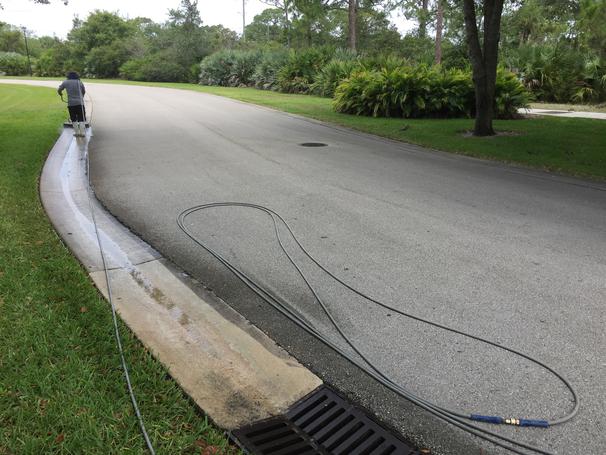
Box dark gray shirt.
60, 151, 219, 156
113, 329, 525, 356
58, 79, 86, 106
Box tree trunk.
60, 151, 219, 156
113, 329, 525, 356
462, 0, 504, 136
307, 23, 312, 47
348, 0, 358, 51
473, 71, 495, 135
419, 0, 429, 38
434, 0, 444, 65
283, 0, 291, 47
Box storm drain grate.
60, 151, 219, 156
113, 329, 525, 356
233, 386, 418, 455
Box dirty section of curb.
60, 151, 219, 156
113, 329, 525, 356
39, 128, 322, 430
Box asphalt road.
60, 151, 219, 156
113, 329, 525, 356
8, 81, 605, 454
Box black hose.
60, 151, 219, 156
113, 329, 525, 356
177, 202, 579, 455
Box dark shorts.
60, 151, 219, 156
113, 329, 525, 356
68, 105, 86, 122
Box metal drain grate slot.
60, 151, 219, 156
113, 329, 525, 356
291, 394, 328, 422
314, 414, 355, 443
325, 423, 368, 452
236, 418, 319, 454
233, 386, 418, 454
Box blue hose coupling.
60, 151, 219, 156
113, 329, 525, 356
505, 418, 550, 427
518, 419, 550, 428
470, 414, 504, 424
470, 415, 549, 427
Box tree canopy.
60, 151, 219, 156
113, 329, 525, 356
2, 0, 605, 134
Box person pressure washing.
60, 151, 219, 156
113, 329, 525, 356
58, 71, 87, 137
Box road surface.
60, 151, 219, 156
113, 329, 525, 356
5, 80, 605, 454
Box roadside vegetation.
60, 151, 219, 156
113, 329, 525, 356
2, 0, 603, 163
1, 0, 604, 125
2, 77, 604, 179
0, 84, 236, 454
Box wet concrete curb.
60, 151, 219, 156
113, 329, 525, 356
40, 128, 322, 430
517, 107, 606, 119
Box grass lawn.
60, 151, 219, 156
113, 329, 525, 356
0, 84, 235, 453
2, 76, 605, 179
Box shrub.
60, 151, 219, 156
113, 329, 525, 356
84, 44, 129, 78
252, 50, 289, 90
333, 66, 529, 119
276, 46, 335, 94
0, 52, 30, 76
334, 66, 435, 118
311, 59, 362, 97
230, 50, 262, 86
571, 58, 606, 103
507, 44, 606, 103
359, 54, 409, 72
495, 69, 533, 118
119, 59, 144, 80
199, 51, 235, 86
425, 68, 474, 117
36, 48, 66, 77
199, 49, 261, 87
120, 55, 189, 82
331, 48, 359, 63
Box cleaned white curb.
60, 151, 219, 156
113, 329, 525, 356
40, 129, 322, 429
518, 107, 606, 120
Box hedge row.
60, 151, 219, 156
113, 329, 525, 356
334, 67, 530, 119
198, 48, 530, 119
0, 52, 30, 76
198, 48, 406, 95
120, 55, 191, 82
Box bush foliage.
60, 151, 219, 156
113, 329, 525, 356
0, 52, 30, 76
197, 47, 531, 119
276, 47, 335, 93
311, 59, 362, 97
333, 66, 530, 119
199, 49, 261, 87
506, 45, 606, 103
120, 54, 190, 82
252, 51, 289, 90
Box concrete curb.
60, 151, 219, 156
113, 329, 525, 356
518, 107, 606, 120
40, 128, 322, 430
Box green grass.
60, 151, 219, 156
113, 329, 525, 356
2, 76, 605, 179
0, 84, 236, 454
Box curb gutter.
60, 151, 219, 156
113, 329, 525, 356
40, 128, 322, 430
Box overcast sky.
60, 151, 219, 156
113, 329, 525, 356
1, 0, 413, 38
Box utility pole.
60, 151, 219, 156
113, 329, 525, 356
21, 26, 32, 76
242, 0, 246, 40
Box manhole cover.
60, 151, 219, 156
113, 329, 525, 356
300, 142, 328, 147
